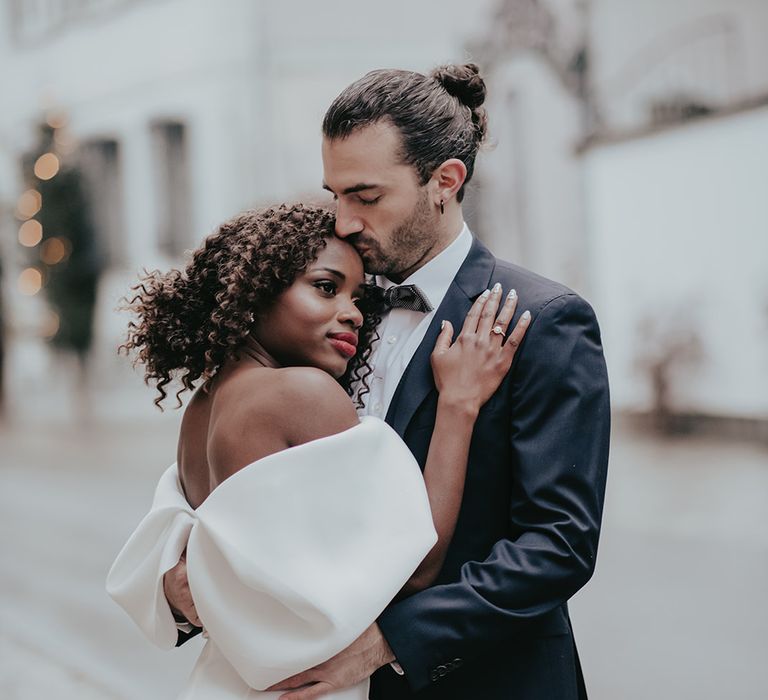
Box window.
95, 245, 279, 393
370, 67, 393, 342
150, 120, 192, 258
79, 138, 125, 266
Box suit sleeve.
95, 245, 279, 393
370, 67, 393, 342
377, 293, 610, 692
176, 625, 202, 647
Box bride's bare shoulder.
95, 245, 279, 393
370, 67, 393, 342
209, 367, 359, 481
257, 367, 359, 441
217, 366, 356, 421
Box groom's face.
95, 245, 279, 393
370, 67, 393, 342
322, 121, 439, 282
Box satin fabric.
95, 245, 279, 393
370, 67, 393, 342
107, 417, 437, 699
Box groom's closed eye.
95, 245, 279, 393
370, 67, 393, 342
322, 182, 381, 196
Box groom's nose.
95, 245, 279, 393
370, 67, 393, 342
334, 200, 364, 238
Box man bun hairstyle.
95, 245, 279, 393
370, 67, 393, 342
431, 63, 487, 109
323, 63, 488, 202
431, 62, 488, 135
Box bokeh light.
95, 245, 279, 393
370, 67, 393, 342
18, 219, 44, 247
18, 267, 43, 295
34, 153, 60, 180
40, 236, 69, 265
16, 189, 42, 219
41, 309, 61, 339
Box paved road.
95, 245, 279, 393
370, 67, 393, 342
571, 429, 768, 699
1, 419, 767, 699
0, 417, 200, 699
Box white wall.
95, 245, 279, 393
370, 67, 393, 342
479, 53, 588, 294
591, 0, 768, 132
584, 106, 768, 418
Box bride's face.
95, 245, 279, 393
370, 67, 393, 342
253, 237, 366, 377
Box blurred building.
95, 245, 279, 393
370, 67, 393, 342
0, 0, 766, 430
0, 0, 495, 422
476, 0, 768, 428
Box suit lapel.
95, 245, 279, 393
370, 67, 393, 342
385, 237, 497, 437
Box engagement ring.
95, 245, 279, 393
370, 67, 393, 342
491, 325, 504, 336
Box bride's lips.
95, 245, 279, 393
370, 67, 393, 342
327, 332, 358, 359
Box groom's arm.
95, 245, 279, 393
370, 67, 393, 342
377, 292, 610, 692
164, 554, 203, 646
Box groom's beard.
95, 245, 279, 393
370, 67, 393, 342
354, 189, 437, 280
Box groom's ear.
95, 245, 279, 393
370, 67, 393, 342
431, 158, 467, 207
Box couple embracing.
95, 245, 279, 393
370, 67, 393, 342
107, 63, 610, 700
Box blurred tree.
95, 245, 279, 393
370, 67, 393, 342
634, 312, 704, 434
22, 123, 103, 382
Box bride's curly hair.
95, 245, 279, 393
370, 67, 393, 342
120, 204, 381, 409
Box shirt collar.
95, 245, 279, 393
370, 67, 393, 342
377, 223, 473, 308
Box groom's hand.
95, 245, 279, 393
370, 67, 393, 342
267, 623, 395, 699
163, 551, 201, 627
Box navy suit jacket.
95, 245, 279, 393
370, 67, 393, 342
371, 237, 610, 700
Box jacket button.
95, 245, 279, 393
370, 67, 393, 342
430, 670, 438, 682
453, 657, 464, 668
438, 665, 447, 676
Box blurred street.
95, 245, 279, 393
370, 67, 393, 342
0, 417, 200, 699
1, 419, 767, 700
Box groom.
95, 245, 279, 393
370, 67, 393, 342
168, 64, 610, 699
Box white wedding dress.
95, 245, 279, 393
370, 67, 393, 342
107, 417, 437, 699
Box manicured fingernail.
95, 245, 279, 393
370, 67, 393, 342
492, 282, 502, 294
440, 320, 446, 330
508, 289, 517, 300
522, 310, 531, 321
480, 289, 491, 299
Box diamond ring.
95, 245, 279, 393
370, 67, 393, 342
491, 325, 504, 336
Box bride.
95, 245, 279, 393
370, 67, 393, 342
107, 203, 529, 699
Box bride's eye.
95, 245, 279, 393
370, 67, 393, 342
314, 280, 337, 296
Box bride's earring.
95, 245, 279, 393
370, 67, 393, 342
439, 199, 444, 215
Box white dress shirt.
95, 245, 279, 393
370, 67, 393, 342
358, 223, 473, 418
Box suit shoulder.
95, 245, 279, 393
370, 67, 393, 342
491, 257, 572, 299
489, 257, 596, 317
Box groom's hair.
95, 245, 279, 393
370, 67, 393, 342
322, 63, 488, 202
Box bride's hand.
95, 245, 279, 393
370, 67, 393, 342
431, 283, 530, 415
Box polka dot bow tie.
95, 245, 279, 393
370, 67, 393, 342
379, 284, 433, 313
